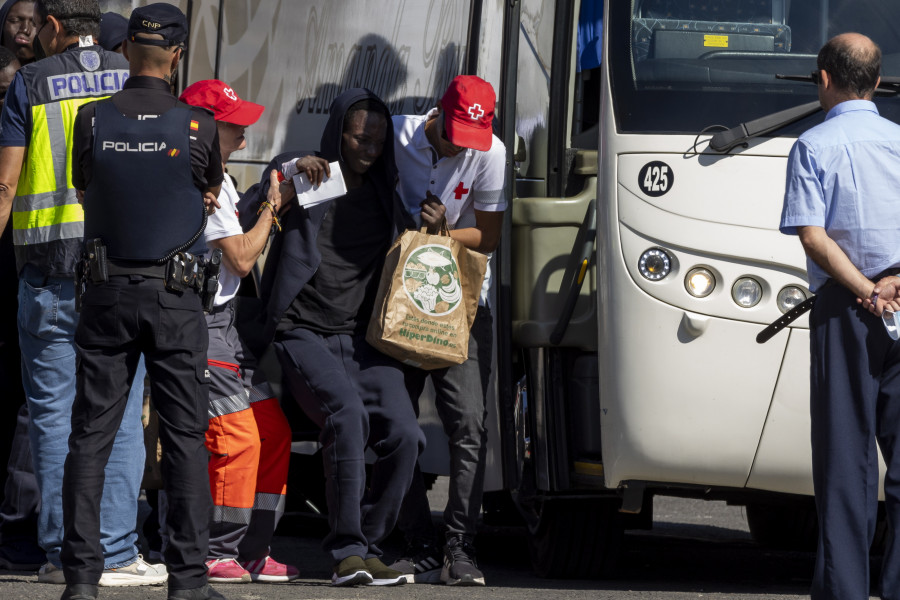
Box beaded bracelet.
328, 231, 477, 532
257, 201, 282, 232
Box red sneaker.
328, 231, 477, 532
240, 556, 300, 583
205, 558, 250, 583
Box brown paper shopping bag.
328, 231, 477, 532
367, 226, 487, 369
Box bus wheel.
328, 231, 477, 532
745, 500, 817, 551
747, 500, 889, 554
527, 497, 623, 578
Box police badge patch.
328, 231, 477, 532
79, 50, 101, 72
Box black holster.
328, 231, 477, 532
76, 238, 109, 311
200, 248, 223, 313
163, 248, 223, 313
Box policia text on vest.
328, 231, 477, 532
48, 69, 128, 100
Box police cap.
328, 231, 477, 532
100, 12, 128, 52
127, 3, 188, 48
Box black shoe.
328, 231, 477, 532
60, 584, 99, 600
387, 540, 443, 583
167, 584, 227, 600
363, 557, 406, 586
440, 535, 485, 586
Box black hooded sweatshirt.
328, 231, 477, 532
236, 88, 413, 353
0, 0, 27, 56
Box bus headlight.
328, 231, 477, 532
732, 277, 762, 308
684, 267, 715, 298
777, 286, 807, 314
638, 248, 672, 281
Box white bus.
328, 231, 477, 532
134, 0, 900, 578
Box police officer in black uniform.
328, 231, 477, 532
59, 5, 225, 600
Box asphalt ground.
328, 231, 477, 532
0, 479, 876, 599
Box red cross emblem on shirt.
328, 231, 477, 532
453, 181, 469, 200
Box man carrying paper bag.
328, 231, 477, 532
382, 75, 506, 587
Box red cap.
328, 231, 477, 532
179, 80, 264, 126
440, 75, 495, 152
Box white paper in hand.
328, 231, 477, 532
292, 161, 347, 208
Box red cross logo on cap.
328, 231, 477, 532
468, 103, 484, 121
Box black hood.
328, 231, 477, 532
319, 87, 397, 191
0, 0, 20, 48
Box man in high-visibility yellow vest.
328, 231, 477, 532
0, 0, 163, 587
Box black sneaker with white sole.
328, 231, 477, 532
387, 540, 443, 583
363, 557, 406, 586
440, 535, 485, 586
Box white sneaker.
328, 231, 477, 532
99, 555, 167, 587
37, 562, 65, 584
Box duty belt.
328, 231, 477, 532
77, 240, 222, 313
106, 256, 204, 292
106, 260, 167, 279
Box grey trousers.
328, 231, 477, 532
399, 306, 493, 541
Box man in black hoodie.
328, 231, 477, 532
241, 88, 422, 587
0, 0, 35, 66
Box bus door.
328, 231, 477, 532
501, 0, 620, 579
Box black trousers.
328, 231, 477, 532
0, 219, 23, 497
61, 276, 211, 590
809, 284, 900, 600
0, 404, 40, 548
275, 327, 424, 564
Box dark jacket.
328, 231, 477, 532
238, 87, 413, 356
0, 0, 20, 49
0, 0, 22, 347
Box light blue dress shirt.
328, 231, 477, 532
780, 100, 900, 292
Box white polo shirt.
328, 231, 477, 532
203, 174, 245, 306
393, 109, 507, 305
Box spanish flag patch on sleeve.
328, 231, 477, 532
190, 120, 199, 131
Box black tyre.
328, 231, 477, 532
746, 500, 817, 551
747, 499, 889, 554
527, 497, 624, 578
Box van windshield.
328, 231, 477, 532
609, 0, 900, 136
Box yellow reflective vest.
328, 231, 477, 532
10, 45, 129, 276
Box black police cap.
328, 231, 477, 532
100, 12, 128, 52
127, 3, 188, 47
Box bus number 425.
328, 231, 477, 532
640, 161, 673, 197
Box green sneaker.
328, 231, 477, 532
363, 557, 406, 586
331, 556, 373, 587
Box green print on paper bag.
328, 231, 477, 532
402, 244, 463, 316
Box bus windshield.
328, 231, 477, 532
609, 0, 900, 136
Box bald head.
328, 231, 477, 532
817, 33, 881, 99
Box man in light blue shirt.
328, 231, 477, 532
780, 32, 900, 600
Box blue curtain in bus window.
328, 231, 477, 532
577, 0, 603, 71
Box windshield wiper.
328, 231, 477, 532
708, 74, 900, 153
708, 99, 820, 153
